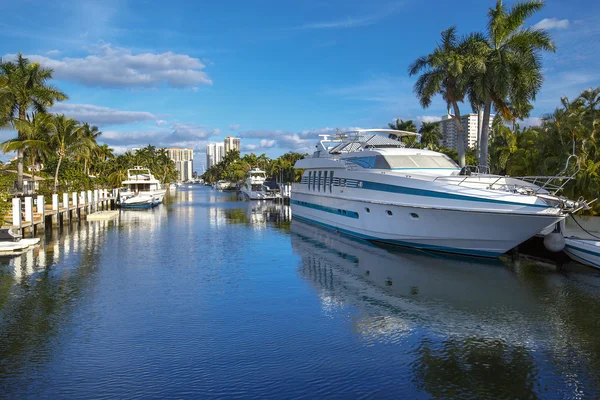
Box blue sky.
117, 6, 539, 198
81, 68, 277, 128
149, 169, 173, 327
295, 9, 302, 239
1, 0, 599, 170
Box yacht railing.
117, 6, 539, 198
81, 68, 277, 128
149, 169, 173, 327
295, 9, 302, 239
433, 155, 582, 196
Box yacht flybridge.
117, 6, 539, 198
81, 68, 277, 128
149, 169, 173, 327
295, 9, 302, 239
118, 167, 167, 209
291, 129, 590, 258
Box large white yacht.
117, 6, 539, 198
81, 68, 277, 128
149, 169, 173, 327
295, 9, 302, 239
118, 167, 167, 209
291, 129, 587, 258
240, 168, 280, 200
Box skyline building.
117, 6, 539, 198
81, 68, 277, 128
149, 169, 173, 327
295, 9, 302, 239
165, 147, 194, 182
224, 136, 241, 154
435, 113, 494, 150
206, 142, 225, 169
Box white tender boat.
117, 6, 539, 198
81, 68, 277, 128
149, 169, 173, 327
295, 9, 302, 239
291, 129, 588, 258
564, 238, 600, 270
118, 167, 166, 209
240, 168, 280, 200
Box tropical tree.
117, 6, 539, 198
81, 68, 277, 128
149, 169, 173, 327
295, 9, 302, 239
0, 54, 67, 191
388, 119, 417, 132
418, 121, 443, 150
474, 0, 555, 170
409, 27, 484, 167
48, 115, 83, 191
9, 112, 52, 189
78, 123, 101, 175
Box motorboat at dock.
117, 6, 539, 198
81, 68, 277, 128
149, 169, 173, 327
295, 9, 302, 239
240, 168, 280, 200
291, 129, 590, 258
118, 166, 167, 209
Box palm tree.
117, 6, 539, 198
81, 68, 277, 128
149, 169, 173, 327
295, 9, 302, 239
0, 54, 68, 191
388, 119, 417, 132
78, 123, 101, 175
48, 114, 83, 191
8, 113, 52, 191
418, 122, 443, 150
95, 144, 114, 162
475, 0, 555, 170
409, 27, 484, 167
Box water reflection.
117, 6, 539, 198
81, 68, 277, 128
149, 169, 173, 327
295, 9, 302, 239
0, 219, 112, 383
224, 201, 291, 231
291, 219, 600, 398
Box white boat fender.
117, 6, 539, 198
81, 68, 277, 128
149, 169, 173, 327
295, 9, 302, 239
544, 232, 566, 252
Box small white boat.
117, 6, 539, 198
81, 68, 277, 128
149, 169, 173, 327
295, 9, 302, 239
169, 183, 177, 190
240, 168, 280, 200
215, 180, 231, 190
0, 238, 40, 254
564, 238, 600, 270
118, 167, 167, 209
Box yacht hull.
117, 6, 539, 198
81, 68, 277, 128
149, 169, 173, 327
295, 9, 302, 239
240, 189, 279, 200
119, 190, 166, 209
291, 193, 563, 257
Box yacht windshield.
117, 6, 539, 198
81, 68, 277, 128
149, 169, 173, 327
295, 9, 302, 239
383, 154, 459, 169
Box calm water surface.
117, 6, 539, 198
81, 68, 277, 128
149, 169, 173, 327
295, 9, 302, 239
1, 186, 600, 399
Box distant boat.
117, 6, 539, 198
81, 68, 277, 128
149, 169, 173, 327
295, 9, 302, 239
240, 168, 280, 200
118, 167, 166, 209
215, 180, 231, 190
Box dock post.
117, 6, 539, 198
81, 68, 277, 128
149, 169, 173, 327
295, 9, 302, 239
72, 192, 79, 219
36, 195, 45, 231
87, 190, 93, 209
93, 190, 98, 212
63, 193, 70, 223
24, 197, 34, 234
52, 194, 59, 225
12, 198, 22, 234
79, 191, 86, 215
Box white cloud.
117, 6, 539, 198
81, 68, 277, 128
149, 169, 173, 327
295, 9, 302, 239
212, 128, 221, 135
229, 124, 240, 131
417, 116, 442, 123
298, 6, 399, 30
521, 117, 542, 127
51, 103, 156, 125
533, 18, 569, 30
46, 49, 60, 56
259, 139, 276, 148
4, 44, 212, 88
155, 120, 167, 126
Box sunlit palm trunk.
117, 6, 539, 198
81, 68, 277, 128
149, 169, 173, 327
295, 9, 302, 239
54, 153, 64, 192
477, 105, 483, 162
17, 148, 24, 192
451, 102, 467, 168
479, 100, 492, 173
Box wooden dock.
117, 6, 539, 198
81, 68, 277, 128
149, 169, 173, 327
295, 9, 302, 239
2, 189, 119, 235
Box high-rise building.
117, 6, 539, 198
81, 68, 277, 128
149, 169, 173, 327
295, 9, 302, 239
435, 113, 494, 150
206, 142, 225, 169
224, 136, 241, 154
165, 147, 194, 182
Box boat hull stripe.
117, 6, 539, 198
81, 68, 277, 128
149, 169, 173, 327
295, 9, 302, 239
290, 199, 359, 219
358, 181, 549, 208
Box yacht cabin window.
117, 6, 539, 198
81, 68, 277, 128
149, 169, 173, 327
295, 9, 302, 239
382, 154, 459, 169
318, 171, 322, 192
323, 171, 328, 192
330, 171, 334, 192
308, 171, 312, 190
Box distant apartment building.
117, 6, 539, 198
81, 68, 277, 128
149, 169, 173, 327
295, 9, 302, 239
206, 142, 225, 169
435, 113, 494, 150
224, 136, 241, 154
165, 147, 194, 182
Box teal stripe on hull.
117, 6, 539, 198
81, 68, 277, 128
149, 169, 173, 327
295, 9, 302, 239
358, 181, 549, 208
290, 199, 359, 219
565, 244, 600, 269
292, 213, 501, 258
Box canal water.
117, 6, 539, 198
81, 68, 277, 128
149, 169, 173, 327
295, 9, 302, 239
1, 186, 600, 399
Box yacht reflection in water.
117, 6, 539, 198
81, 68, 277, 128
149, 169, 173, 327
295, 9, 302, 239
225, 202, 291, 230
291, 219, 600, 398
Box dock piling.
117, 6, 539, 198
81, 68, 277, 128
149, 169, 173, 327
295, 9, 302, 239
12, 198, 22, 233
